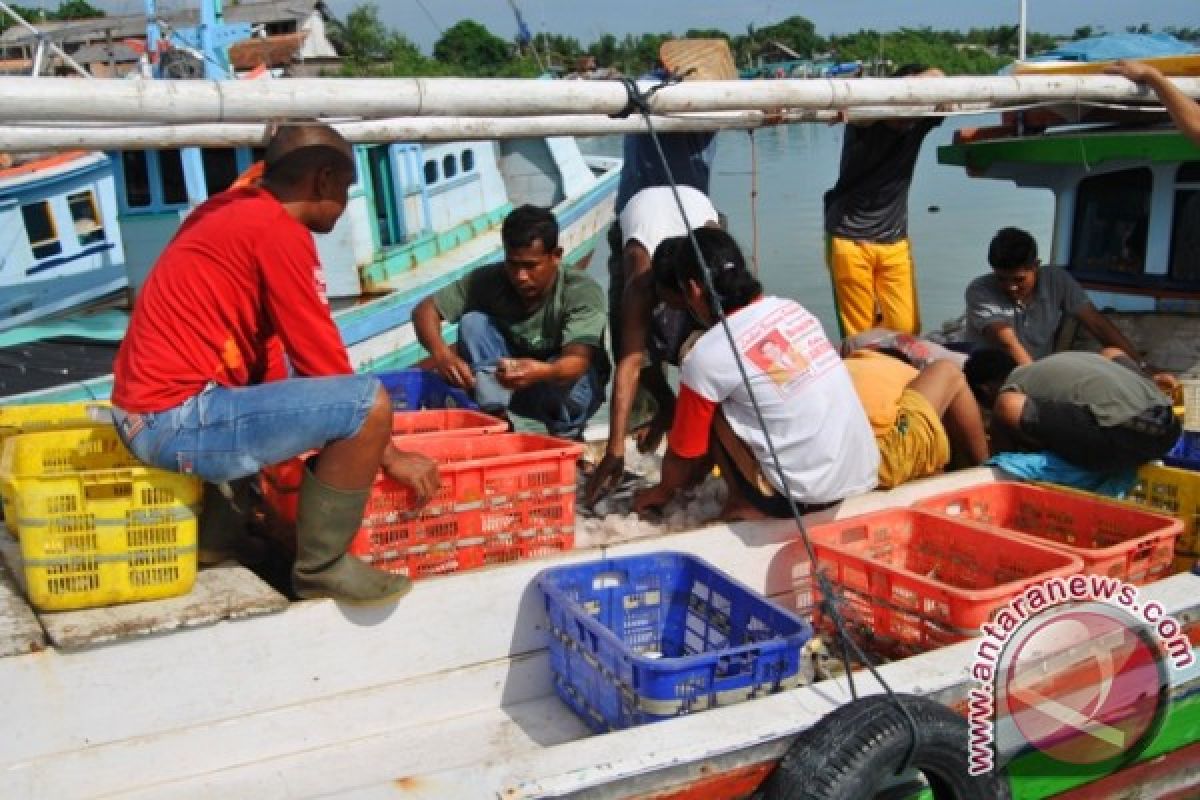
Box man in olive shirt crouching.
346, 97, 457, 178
413, 204, 610, 439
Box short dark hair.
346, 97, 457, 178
502, 204, 559, 252
892, 63, 930, 78
963, 348, 1018, 395
988, 227, 1038, 270
651, 228, 761, 313
262, 123, 354, 186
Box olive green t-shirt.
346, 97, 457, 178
1004, 351, 1169, 427
433, 263, 610, 377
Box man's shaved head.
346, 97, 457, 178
263, 123, 354, 186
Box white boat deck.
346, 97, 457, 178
1, 467, 1197, 799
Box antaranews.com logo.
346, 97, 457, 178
967, 574, 1194, 776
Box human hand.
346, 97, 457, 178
583, 452, 625, 508
1152, 371, 1180, 397
635, 408, 672, 454
632, 483, 672, 518
496, 357, 544, 390
382, 448, 441, 507
1106, 60, 1162, 84
433, 349, 474, 390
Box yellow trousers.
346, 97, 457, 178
826, 236, 921, 338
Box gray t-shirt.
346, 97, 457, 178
823, 118, 940, 243
965, 265, 1090, 359
1004, 352, 1170, 427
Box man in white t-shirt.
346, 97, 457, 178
633, 227, 878, 520
584, 185, 720, 507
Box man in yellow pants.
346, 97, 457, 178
824, 64, 944, 337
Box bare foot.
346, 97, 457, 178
719, 499, 770, 522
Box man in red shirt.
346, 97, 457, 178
111, 123, 437, 605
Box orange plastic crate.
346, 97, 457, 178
260, 409, 507, 529
389, 409, 508, 438
914, 482, 1181, 585
799, 509, 1082, 654
263, 433, 581, 579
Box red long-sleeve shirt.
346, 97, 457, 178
113, 188, 352, 413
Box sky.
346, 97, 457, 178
19, 1, 1200, 53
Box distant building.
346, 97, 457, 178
0, 0, 340, 77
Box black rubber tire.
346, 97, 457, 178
759, 693, 1011, 800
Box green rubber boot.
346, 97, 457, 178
291, 468, 412, 604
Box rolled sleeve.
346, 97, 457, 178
432, 277, 470, 324
562, 278, 607, 350
1053, 267, 1090, 316
965, 276, 1012, 335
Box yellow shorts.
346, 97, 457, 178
876, 388, 951, 489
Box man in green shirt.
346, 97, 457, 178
413, 204, 610, 438
964, 348, 1179, 471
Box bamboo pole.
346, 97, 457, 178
0, 75, 1194, 123
0, 107, 986, 150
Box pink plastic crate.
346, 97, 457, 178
915, 482, 1181, 585
263, 432, 582, 579
796, 508, 1083, 655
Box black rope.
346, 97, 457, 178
617, 75, 922, 776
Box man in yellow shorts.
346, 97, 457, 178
844, 350, 989, 488
824, 64, 944, 337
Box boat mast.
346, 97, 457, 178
1017, 0, 1028, 62
0, 0, 89, 77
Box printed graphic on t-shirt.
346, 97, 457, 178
738, 303, 838, 394
314, 268, 329, 304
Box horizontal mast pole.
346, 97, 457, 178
0, 109, 929, 150
0, 75, 1194, 123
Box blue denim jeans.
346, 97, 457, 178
458, 311, 604, 439
111, 375, 381, 483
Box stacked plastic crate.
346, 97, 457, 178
261, 370, 583, 579
0, 404, 201, 611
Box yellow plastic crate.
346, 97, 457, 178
1, 427, 201, 611
0, 421, 136, 537
0, 401, 111, 441
1128, 463, 1200, 554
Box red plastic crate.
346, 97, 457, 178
914, 482, 1181, 585
263, 433, 582, 579
260, 410, 507, 529
796, 509, 1083, 655
390, 409, 508, 438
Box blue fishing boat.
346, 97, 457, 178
0, 0, 620, 404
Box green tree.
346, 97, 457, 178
328, 3, 442, 77
50, 1, 103, 20
434, 19, 512, 75
1072, 26, 1094, 40
756, 15, 824, 59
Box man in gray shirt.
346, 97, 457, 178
965, 227, 1143, 365
964, 348, 1179, 471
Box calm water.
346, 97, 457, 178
582, 118, 1056, 338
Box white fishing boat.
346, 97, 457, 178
0, 36, 1198, 800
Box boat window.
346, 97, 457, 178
67, 191, 105, 246
21, 201, 61, 260
1069, 168, 1151, 277
201, 148, 240, 195
424, 159, 438, 185
121, 151, 152, 208
462, 149, 474, 172
443, 154, 458, 179
159, 149, 188, 205
1170, 162, 1200, 283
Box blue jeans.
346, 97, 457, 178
111, 376, 381, 483
459, 312, 605, 439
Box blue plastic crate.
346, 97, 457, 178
537, 552, 812, 732
1165, 431, 1200, 472
374, 369, 478, 411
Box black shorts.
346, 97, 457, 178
1017, 397, 1181, 471
724, 456, 840, 519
